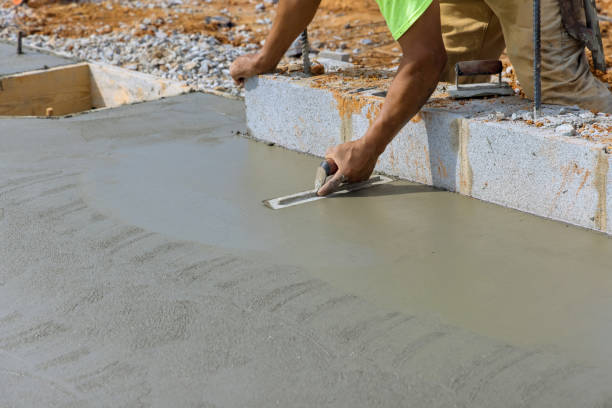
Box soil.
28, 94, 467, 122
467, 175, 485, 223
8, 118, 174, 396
3, 0, 612, 90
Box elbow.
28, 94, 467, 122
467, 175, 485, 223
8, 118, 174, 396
427, 46, 447, 81
403, 45, 447, 83
436, 48, 448, 78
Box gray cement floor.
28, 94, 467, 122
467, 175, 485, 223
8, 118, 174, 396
0, 42, 73, 76
2, 93, 612, 407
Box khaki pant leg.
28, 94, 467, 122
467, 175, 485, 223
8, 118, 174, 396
439, 0, 506, 83
485, 0, 612, 113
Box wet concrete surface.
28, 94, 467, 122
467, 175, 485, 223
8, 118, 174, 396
2, 93, 612, 407
0, 42, 73, 76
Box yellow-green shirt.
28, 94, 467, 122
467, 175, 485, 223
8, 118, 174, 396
375, 0, 433, 40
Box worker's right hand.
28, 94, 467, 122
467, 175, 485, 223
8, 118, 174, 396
317, 138, 380, 196
230, 53, 271, 85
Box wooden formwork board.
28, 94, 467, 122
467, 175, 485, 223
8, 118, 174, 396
0, 63, 92, 117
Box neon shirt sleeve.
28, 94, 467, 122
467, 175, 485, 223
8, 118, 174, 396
375, 0, 433, 40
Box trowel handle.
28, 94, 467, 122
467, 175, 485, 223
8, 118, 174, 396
320, 158, 338, 176
455, 60, 503, 77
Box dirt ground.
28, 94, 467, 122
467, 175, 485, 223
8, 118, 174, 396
3, 0, 612, 90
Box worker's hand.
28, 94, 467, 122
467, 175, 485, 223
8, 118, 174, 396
317, 138, 379, 196
230, 53, 271, 85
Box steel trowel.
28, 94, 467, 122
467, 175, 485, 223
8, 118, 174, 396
263, 159, 392, 210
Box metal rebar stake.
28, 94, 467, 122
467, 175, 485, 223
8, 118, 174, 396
17, 31, 23, 55
300, 29, 311, 75
533, 0, 541, 119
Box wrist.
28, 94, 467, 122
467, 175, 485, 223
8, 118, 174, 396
255, 51, 278, 73
360, 130, 388, 157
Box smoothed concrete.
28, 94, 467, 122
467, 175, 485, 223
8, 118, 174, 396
245, 74, 612, 235
0, 41, 73, 76
2, 93, 612, 407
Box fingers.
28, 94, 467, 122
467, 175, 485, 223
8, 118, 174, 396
325, 158, 338, 175
317, 172, 345, 196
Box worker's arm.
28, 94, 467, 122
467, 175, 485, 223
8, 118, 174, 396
230, 0, 321, 84
318, 0, 447, 196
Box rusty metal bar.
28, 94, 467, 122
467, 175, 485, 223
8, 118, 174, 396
300, 29, 311, 75
534, 0, 541, 119
17, 31, 23, 55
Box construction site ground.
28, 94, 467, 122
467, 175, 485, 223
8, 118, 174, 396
3, 0, 612, 90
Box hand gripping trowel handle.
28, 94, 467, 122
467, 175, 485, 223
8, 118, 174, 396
314, 158, 338, 191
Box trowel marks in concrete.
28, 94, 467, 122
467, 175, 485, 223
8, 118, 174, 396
83, 131, 612, 371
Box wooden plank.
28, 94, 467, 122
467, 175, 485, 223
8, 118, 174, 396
89, 63, 190, 108
0, 63, 92, 116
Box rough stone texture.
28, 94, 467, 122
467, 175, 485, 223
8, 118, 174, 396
318, 50, 351, 62
245, 74, 612, 234
3, 92, 612, 407
0, 41, 74, 76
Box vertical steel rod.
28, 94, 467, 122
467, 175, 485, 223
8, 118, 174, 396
300, 29, 311, 75
17, 31, 23, 55
533, 0, 541, 119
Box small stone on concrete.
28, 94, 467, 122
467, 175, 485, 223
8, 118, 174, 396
555, 124, 576, 136
318, 50, 350, 62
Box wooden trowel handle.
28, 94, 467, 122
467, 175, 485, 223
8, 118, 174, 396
455, 60, 503, 77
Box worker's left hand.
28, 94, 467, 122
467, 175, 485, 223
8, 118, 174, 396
230, 53, 269, 85
317, 138, 379, 196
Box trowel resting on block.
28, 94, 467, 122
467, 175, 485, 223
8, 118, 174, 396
263, 158, 392, 210
448, 60, 513, 99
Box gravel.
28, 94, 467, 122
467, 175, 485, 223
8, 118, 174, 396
555, 123, 576, 136
0, 7, 254, 97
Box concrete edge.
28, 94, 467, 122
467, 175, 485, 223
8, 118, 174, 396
245, 74, 612, 235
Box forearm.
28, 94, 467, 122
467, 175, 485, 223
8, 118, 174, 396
362, 55, 443, 155
257, 0, 321, 70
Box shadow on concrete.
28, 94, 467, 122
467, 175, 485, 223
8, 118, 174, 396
340, 183, 441, 198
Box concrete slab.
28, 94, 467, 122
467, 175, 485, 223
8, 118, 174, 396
2, 93, 612, 407
245, 73, 612, 235
0, 41, 74, 76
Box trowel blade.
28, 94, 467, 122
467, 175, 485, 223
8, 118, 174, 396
263, 175, 393, 210
448, 83, 514, 99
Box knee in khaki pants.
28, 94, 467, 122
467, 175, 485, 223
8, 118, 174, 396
439, 0, 612, 112
439, 0, 505, 83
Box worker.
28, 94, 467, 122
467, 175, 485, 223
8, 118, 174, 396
230, 0, 612, 196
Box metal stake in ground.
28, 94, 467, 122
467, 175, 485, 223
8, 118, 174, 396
17, 31, 23, 55
533, 0, 541, 119
300, 29, 311, 75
